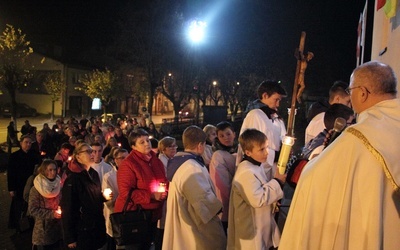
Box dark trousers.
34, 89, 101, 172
8, 196, 27, 232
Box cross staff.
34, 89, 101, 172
287, 32, 313, 137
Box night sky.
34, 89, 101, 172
1, 0, 368, 97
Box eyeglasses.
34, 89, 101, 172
345, 86, 371, 95
78, 149, 93, 155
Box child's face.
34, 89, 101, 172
245, 140, 268, 163
217, 128, 235, 147
208, 129, 217, 143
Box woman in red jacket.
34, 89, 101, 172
115, 129, 168, 250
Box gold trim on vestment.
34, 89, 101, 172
346, 127, 399, 192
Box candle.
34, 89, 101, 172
103, 188, 112, 200
117, 143, 121, 147
277, 136, 296, 174
40, 151, 46, 156
158, 182, 166, 193
56, 206, 62, 215
68, 156, 72, 161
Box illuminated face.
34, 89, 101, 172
207, 129, 217, 144
76, 146, 94, 166
245, 140, 269, 163
133, 136, 152, 155
164, 143, 177, 159
45, 163, 58, 180
114, 152, 128, 167
262, 93, 283, 111
20, 137, 33, 152
92, 145, 103, 163
217, 128, 235, 147
36, 133, 44, 143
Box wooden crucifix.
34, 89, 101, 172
287, 32, 313, 137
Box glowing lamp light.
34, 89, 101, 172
68, 156, 72, 161
277, 136, 296, 174
103, 188, 112, 200
158, 182, 167, 193
56, 206, 62, 215
188, 20, 207, 43
117, 143, 121, 147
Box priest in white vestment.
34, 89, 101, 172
280, 61, 400, 250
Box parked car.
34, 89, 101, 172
100, 113, 127, 124
1, 103, 37, 117
179, 108, 194, 118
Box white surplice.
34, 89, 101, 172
280, 99, 400, 250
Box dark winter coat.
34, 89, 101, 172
7, 149, 41, 197
60, 168, 107, 249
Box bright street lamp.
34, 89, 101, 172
188, 20, 207, 43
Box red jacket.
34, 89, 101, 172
115, 149, 167, 221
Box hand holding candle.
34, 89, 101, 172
154, 182, 167, 200
54, 206, 62, 219
103, 188, 113, 200
277, 136, 295, 174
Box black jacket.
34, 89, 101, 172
60, 168, 106, 249
7, 149, 41, 197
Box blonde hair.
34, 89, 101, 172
158, 136, 176, 152
38, 159, 58, 176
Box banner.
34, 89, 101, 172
384, 0, 397, 18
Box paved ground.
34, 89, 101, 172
0, 168, 33, 250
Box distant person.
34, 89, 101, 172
21, 120, 32, 136
150, 138, 159, 154
7, 121, 18, 154
163, 126, 226, 250
31, 131, 54, 160
113, 127, 130, 152
159, 119, 172, 138
102, 137, 118, 158
84, 124, 102, 145
7, 134, 41, 233
280, 61, 400, 249
91, 142, 113, 185
227, 129, 285, 249
148, 121, 160, 140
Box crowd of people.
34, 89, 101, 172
6, 61, 400, 249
